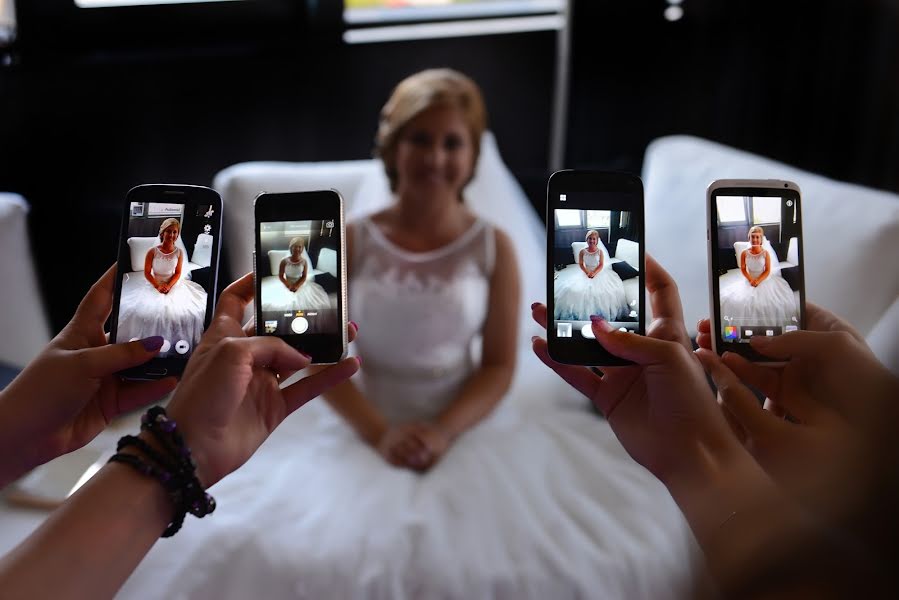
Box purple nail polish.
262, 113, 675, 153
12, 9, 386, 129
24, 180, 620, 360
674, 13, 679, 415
140, 336, 164, 352
356, 355, 364, 366
530, 302, 539, 310
589, 315, 605, 322
300, 351, 313, 361
350, 321, 359, 332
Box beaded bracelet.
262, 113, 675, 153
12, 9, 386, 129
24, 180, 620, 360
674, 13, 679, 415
108, 406, 215, 537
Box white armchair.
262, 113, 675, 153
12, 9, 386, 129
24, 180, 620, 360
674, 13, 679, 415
643, 135, 899, 373
0, 193, 51, 368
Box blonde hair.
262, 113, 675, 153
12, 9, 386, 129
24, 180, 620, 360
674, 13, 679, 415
585, 229, 600, 242
375, 68, 488, 193
158, 218, 181, 241
748, 225, 764, 238
288, 237, 306, 253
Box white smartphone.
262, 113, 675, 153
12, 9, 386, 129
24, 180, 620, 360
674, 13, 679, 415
707, 179, 806, 361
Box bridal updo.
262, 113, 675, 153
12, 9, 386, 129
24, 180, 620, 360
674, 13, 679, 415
159, 218, 181, 241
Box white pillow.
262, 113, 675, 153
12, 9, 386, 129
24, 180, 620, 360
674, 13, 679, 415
317, 247, 337, 277
615, 238, 640, 270
786, 236, 799, 265
127, 236, 190, 273
643, 134, 899, 343
268, 248, 315, 281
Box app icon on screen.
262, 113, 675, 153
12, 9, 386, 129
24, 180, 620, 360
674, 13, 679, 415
723, 326, 739, 341
557, 323, 572, 338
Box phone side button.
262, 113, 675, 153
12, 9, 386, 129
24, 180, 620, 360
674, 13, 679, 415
146, 368, 168, 377
706, 228, 710, 241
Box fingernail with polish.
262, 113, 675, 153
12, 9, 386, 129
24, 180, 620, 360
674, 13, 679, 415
300, 352, 313, 361
140, 336, 165, 352
530, 302, 539, 310
531, 335, 539, 343
356, 355, 364, 366
350, 321, 359, 332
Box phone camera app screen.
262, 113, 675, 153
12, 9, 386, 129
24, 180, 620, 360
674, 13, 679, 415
552, 206, 640, 341
116, 201, 218, 357
259, 220, 340, 336
714, 194, 802, 345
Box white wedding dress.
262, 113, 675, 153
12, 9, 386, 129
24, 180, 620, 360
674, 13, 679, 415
118, 216, 695, 600
116, 246, 207, 352
553, 249, 629, 321
720, 249, 798, 327
261, 258, 332, 312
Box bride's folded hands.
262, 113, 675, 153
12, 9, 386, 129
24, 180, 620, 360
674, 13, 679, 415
378, 421, 451, 471
0, 265, 177, 489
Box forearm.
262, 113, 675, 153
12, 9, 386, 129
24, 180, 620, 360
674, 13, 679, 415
435, 365, 512, 440
0, 461, 170, 599
323, 379, 388, 446
663, 441, 817, 593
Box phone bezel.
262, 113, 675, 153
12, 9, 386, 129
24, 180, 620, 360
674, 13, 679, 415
707, 179, 806, 362
110, 184, 223, 379
254, 190, 348, 364
546, 170, 646, 366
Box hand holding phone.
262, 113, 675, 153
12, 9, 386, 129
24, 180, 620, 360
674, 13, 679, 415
707, 179, 806, 361
546, 170, 646, 366
110, 184, 223, 378
254, 190, 347, 364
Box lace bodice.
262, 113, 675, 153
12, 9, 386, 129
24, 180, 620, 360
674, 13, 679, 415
583, 249, 601, 270
283, 258, 306, 282
744, 248, 767, 277
152, 246, 180, 283
349, 216, 496, 421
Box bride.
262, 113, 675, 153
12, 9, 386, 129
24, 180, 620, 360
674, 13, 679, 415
553, 229, 629, 322
116, 218, 206, 351
261, 237, 331, 312
118, 70, 693, 599
719, 226, 798, 328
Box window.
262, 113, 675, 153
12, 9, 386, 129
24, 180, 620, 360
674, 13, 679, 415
75, 0, 240, 6
752, 196, 781, 224
585, 210, 610, 229
343, 0, 565, 43
555, 209, 581, 227
717, 196, 746, 224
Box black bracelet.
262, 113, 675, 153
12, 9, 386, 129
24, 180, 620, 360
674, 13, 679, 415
108, 406, 215, 538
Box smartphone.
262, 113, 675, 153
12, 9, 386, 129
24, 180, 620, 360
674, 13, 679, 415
546, 170, 646, 366
254, 190, 347, 364
707, 179, 806, 361
109, 184, 223, 378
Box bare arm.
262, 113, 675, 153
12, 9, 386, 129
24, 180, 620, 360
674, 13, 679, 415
166, 250, 184, 289
295, 258, 308, 289
143, 249, 157, 287
320, 223, 389, 446
739, 250, 751, 283
755, 251, 772, 285
278, 258, 290, 289
591, 250, 604, 276
434, 229, 520, 439
0, 461, 172, 599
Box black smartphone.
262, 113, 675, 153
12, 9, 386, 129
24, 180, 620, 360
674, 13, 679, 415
546, 170, 646, 366
254, 190, 347, 364
110, 184, 223, 378
707, 179, 806, 362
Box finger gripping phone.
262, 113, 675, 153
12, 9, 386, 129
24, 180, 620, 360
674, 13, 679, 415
707, 179, 806, 361
546, 170, 646, 366
254, 190, 347, 364
110, 184, 223, 378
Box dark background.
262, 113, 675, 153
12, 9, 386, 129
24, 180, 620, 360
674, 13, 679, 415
3, 0, 897, 332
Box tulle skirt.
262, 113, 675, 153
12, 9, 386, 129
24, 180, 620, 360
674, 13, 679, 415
719, 274, 799, 327
553, 266, 629, 321
261, 279, 332, 312
117, 273, 207, 351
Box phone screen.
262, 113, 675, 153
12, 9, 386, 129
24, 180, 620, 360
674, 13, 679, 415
710, 185, 805, 355
257, 219, 341, 337
111, 186, 222, 375
254, 190, 346, 364
547, 171, 645, 366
